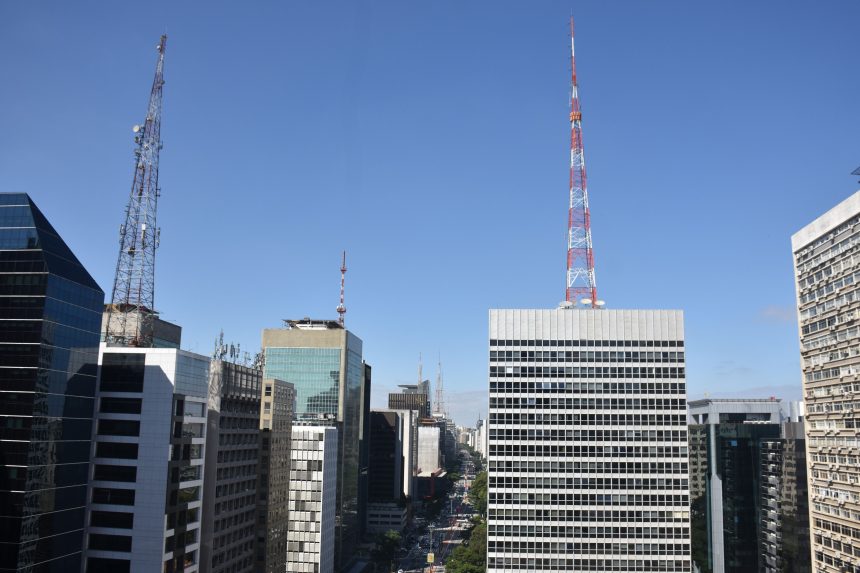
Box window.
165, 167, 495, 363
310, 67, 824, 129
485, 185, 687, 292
98, 420, 140, 437
92, 487, 135, 506
100, 397, 142, 414
91, 510, 133, 529
93, 464, 136, 483
86, 557, 130, 573
100, 354, 145, 392
88, 533, 132, 552
95, 442, 139, 460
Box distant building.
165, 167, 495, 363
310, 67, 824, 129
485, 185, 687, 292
417, 425, 441, 474
0, 193, 105, 572
262, 318, 369, 571
256, 379, 295, 573
287, 425, 338, 573
85, 346, 210, 573
487, 308, 691, 572
792, 191, 860, 573
388, 384, 430, 420
366, 410, 410, 534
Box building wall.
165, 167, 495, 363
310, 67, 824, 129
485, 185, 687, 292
0, 194, 105, 573
792, 191, 860, 573
287, 425, 338, 573
368, 411, 402, 503
86, 347, 209, 573
417, 426, 441, 474
256, 379, 295, 573
200, 361, 262, 573
487, 308, 691, 572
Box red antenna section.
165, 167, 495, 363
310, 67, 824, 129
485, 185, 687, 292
565, 17, 599, 307
337, 251, 347, 326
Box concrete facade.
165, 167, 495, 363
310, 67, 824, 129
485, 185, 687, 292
85, 346, 210, 573
487, 308, 691, 572
417, 426, 441, 475
792, 190, 860, 573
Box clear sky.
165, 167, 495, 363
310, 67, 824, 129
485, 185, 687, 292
2, 1, 859, 425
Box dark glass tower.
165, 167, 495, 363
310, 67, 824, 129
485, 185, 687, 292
0, 194, 104, 572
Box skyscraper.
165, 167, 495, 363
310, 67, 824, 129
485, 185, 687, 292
792, 190, 860, 573
0, 193, 105, 572
262, 318, 367, 571
487, 308, 691, 572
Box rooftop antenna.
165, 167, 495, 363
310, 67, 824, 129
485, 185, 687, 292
105, 35, 167, 346
565, 17, 600, 309
336, 251, 347, 326
434, 353, 446, 418
418, 352, 423, 386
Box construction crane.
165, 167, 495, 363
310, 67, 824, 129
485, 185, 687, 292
337, 251, 347, 326
105, 35, 167, 347
565, 18, 601, 308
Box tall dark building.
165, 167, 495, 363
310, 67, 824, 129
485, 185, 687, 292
0, 193, 104, 572
368, 412, 402, 503
387, 389, 429, 420
689, 399, 810, 573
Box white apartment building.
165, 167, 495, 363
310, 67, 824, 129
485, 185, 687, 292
287, 425, 338, 573
85, 346, 210, 573
487, 308, 691, 572
793, 190, 860, 573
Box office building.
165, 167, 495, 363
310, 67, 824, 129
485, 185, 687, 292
287, 425, 338, 573
262, 319, 368, 571
487, 308, 691, 572
0, 193, 105, 572
417, 425, 441, 475
388, 384, 430, 420
84, 346, 209, 573
200, 360, 263, 573
792, 191, 860, 573
759, 415, 810, 573
687, 399, 783, 573
256, 378, 295, 573
366, 410, 408, 534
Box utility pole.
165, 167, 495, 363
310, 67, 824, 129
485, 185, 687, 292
105, 35, 167, 347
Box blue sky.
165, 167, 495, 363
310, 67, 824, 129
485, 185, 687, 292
2, 1, 859, 424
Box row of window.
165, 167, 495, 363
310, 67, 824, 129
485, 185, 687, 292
488, 541, 690, 554
489, 493, 689, 506
490, 339, 684, 348
489, 460, 688, 475
487, 557, 691, 571
799, 254, 860, 304
489, 477, 688, 491
490, 351, 685, 363
488, 509, 689, 523
489, 428, 688, 442
490, 366, 686, 379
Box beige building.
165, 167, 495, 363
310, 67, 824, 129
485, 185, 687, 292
792, 191, 860, 573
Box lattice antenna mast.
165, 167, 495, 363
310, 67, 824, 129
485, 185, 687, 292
106, 35, 167, 347
336, 251, 347, 326
565, 18, 599, 307
434, 355, 445, 417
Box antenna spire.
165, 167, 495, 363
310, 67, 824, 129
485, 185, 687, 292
434, 354, 446, 418
105, 35, 167, 347
337, 251, 347, 326
565, 18, 599, 307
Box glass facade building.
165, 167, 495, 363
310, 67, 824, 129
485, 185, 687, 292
262, 320, 366, 572
0, 193, 105, 572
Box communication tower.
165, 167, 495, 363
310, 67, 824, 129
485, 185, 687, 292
105, 36, 167, 346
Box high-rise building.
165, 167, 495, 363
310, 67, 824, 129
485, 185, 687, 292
487, 308, 691, 572
84, 346, 210, 573
0, 193, 105, 572
388, 385, 430, 420
256, 378, 295, 573
262, 319, 368, 571
792, 191, 860, 573
287, 425, 338, 573
366, 410, 408, 534
200, 360, 263, 573
759, 413, 810, 573
687, 399, 783, 573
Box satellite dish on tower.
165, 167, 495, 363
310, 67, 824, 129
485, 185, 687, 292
132, 125, 141, 133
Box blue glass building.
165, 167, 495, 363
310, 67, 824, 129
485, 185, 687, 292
0, 193, 104, 572
262, 319, 367, 572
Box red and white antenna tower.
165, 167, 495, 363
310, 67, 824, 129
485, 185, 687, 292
336, 251, 347, 326
565, 18, 599, 307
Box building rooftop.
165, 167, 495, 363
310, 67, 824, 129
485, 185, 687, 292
282, 318, 343, 330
